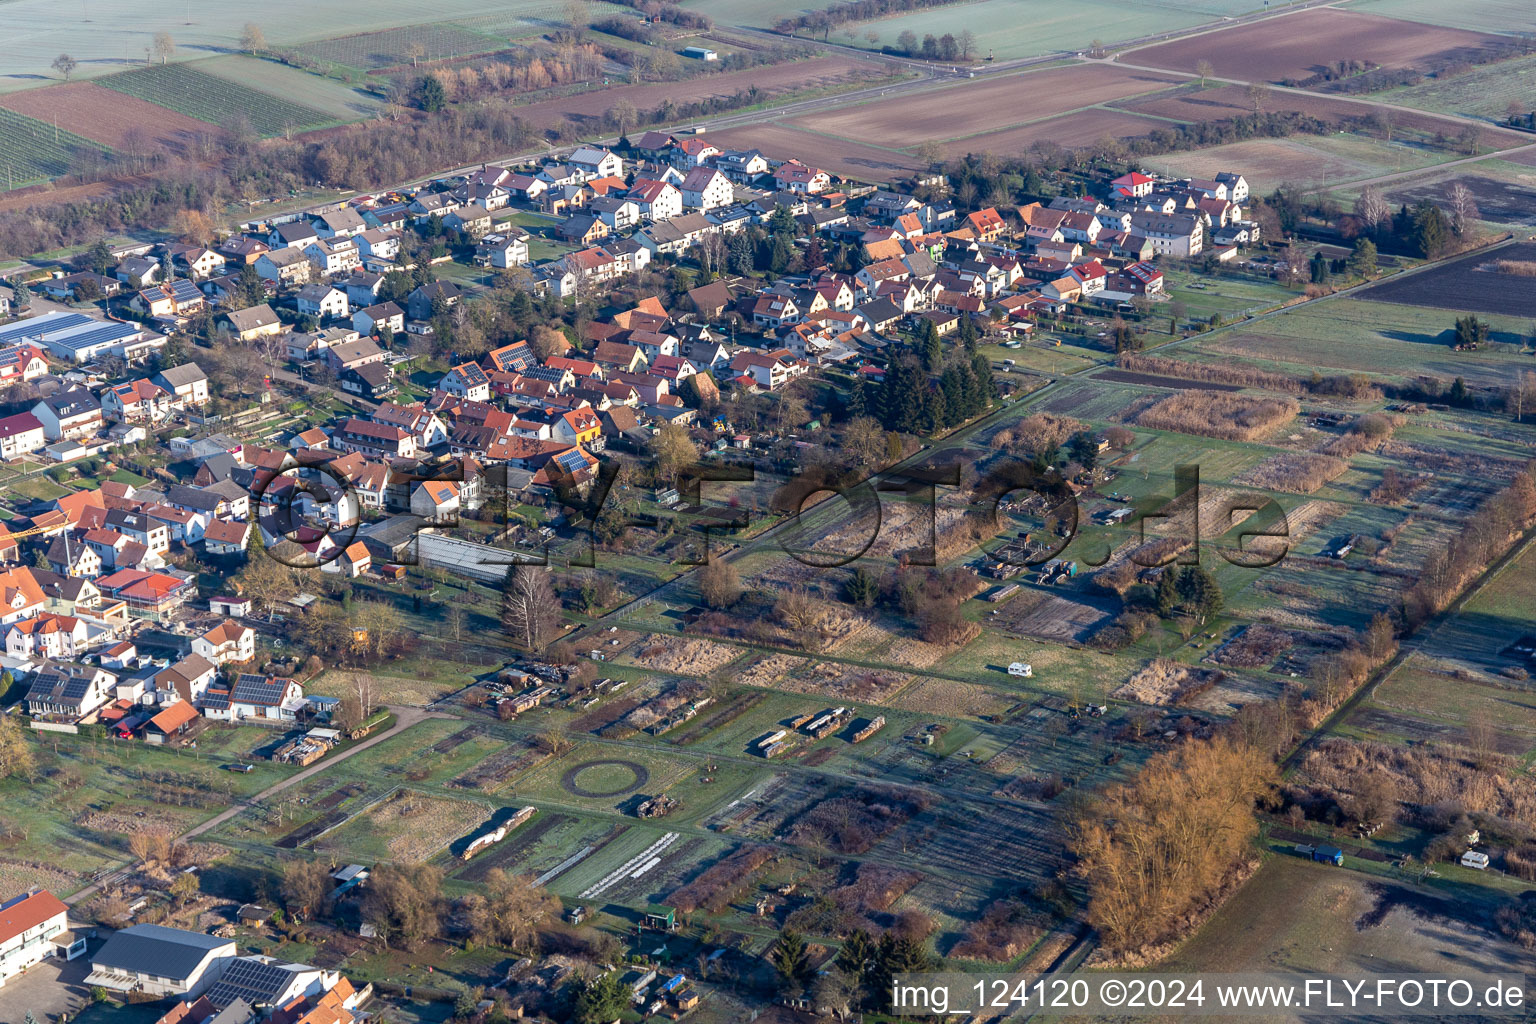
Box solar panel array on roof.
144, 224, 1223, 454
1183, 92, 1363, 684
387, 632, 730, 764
0, 311, 93, 346
554, 450, 588, 474
203, 956, 304, 1007
230, 675, 289, 706
45, 322, 142, 356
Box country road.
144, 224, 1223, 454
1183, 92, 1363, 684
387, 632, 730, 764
63, 705, 453, 906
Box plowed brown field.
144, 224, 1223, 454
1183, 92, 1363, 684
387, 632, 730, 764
0, 82, 213, 152
1124, 8, 1509, 84
792, 64, 1181, 147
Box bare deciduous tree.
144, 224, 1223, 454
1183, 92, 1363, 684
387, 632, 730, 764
500, 563, 560, 651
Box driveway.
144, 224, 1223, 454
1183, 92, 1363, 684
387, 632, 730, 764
0, 941, 99, 1023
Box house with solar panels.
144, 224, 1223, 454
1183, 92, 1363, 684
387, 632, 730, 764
201, 674, 305, 723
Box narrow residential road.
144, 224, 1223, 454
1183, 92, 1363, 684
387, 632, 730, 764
63, 704, 452, 906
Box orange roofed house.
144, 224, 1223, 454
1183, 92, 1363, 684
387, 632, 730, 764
0, 889, 80, 985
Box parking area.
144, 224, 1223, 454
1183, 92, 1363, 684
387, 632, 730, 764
0, 941, 100, 1022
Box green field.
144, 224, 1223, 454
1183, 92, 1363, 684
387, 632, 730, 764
0, 0, 594, 89
98, 64, 334, 136
1177, 297, 1536, 388
200, 55, 386, 120
1341, 0, 1536, 35
1373, 53, 1536, 121
295, 24, 508, 71
813, 0, 1273, 61
0, 108, 107, 185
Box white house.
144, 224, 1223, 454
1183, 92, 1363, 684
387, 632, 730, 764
295, 285, 349, 320
191, 619, 255, 666
0, 890, 75, 987
569, 145, 623, 180
627, 180, 683, 222
0, 413, 47, 461
202, 674, 304, 723
680, 167, 733, 211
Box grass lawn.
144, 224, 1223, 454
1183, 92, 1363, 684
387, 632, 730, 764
5, 474, 71, 501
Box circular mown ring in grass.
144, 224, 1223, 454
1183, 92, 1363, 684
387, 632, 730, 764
561, 759, 649, 798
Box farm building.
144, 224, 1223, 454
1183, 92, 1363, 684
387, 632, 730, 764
681, 46, 718, 60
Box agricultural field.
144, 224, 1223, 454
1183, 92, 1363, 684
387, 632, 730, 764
294, 24, 509, 71
1140, 133, 1450, 191
98, 65, 335, 136
0, 107, 106, 186
790, 64, 1180, 148
1355, 241, 1536, 317
1177, 295, 1536, 388
1339, 655, 1536, 753
1160, 855, 1536, 980
1340, 0, 1536, 37
1117, 82, 1530, 151
824, 0, 1271, 62
692, 122, 925, 182
1372, 53, 1536, 121
1385, 169, 1536, 228
199, 55, 387, 121
937, 109, 1171, 159
1421, 538, 1536, 679
1123, 8, 1511, 84
0, 0, 588, 88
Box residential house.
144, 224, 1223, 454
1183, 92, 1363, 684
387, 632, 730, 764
444, 204, 493, 239
202, 518, 251, 557
351, 302, 404, 337
712, 148, 769, 182
115, 256, 161, 288
1129, 211, 1203, 257
0, 412, 47, 461
440, 362, 492, 402
339, 362, 395, 400
255, 249, 312, 287
729, 350, 800, 391
31, 388, 103, 442
311, 206, 367, 239
0, 343, 49, 387
331, 418, 416, 459
774, 160, 830, 194
25, 664, 115, 719
192, 619, 255, 666
473, 231, 529, 268
681, 167, 733, 211
627, 180, 684, 222
0, 890, 73, 987
225, 304, 283, 343
556, 214, 609, 246
406, 282, 461, 321
303, 238, 361, 278
95, 568, 194, 617
5, 613, 89, 661
589, 197, 641, 231
320, 337, 385, 373
570, 145, 623, 179
669, 137, 721, 169
294, 285, 348, 320
153, 362, 210, 408
203, 674, 304, 723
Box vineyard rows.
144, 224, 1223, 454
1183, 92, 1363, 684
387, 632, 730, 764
99, 65, 333, 137
0, 108, 104, 186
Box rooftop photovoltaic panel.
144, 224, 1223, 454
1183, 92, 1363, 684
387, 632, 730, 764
0, 311, 93, 345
